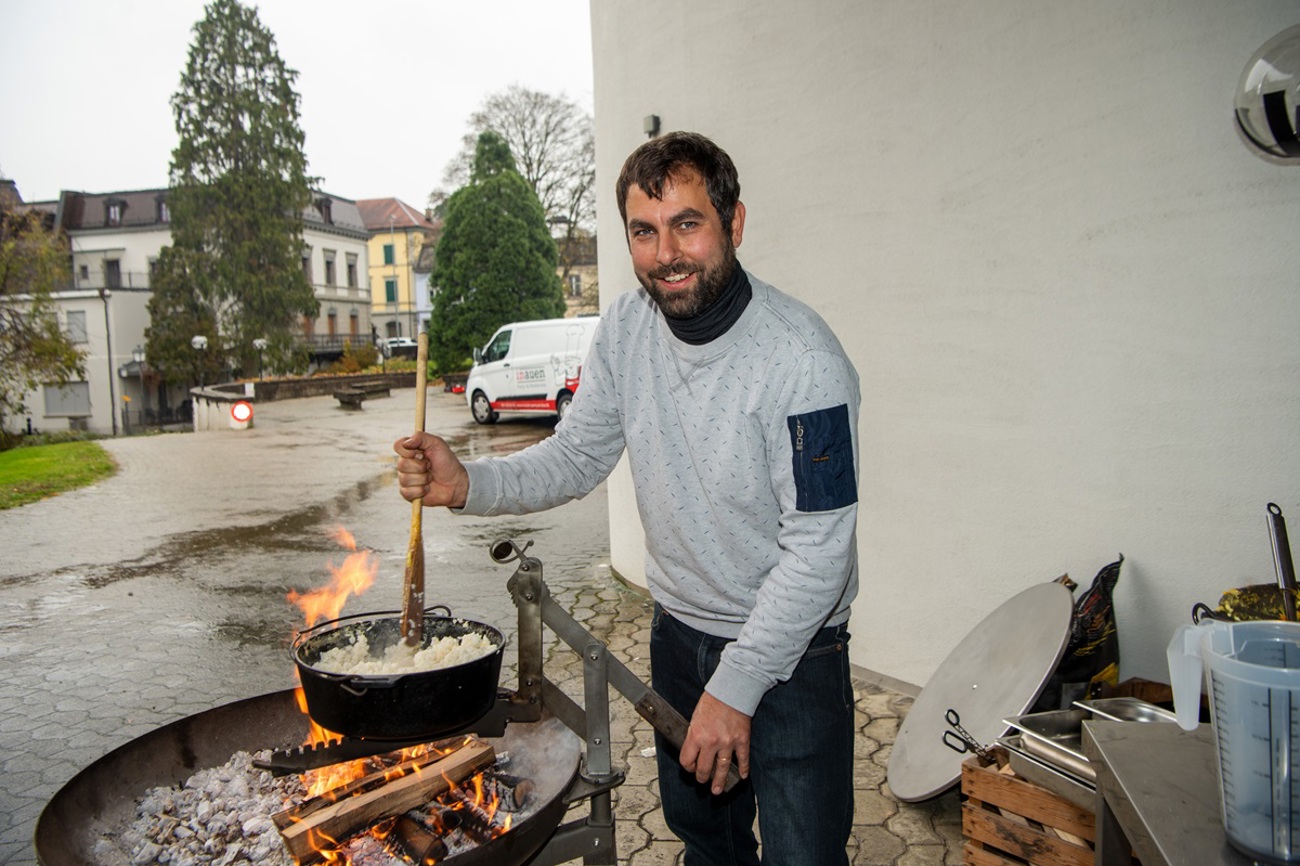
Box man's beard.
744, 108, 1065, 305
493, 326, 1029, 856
639, 243, 737, 319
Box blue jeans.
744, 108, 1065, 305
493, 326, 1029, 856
650, 606, 854, 866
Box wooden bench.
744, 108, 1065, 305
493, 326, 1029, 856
333, 389, 366, 409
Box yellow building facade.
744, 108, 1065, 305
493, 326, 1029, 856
356, 198, 438, 342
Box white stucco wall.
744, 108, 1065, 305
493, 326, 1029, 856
591, 1, 1300, 690
7, 288, 153, 437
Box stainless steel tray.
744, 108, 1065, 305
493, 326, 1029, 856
996, 735, 1096, 811
1073, 696, 1177, 723
1002, 708, 1096, 781
1003, 698, 1175, 784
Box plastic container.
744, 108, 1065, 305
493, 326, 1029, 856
1168, 620, 1300, 864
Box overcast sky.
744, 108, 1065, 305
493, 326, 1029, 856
0, 0, 594, 211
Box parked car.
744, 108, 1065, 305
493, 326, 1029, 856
466, 316, 600, 424
383, 337, 418, 357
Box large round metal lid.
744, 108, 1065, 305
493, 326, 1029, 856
886, 581, 1074, 802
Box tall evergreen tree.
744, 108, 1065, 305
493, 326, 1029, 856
429, 131, 565, 372
434, 86, 596, 295
146, 0, 317, 382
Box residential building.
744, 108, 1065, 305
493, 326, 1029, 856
356, 198, 439, 342
298, 195, 372, 359
554, 226, 598, 317
51, 187, 172, 436
3, 186, 370, 437
413, 242, 436, 326
0, 179, 24, 211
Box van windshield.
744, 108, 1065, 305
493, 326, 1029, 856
482, 330, 512, 363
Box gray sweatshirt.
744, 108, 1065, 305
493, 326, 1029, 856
462, 272, 860, 716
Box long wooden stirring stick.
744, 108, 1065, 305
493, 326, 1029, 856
401, 333, 429, 646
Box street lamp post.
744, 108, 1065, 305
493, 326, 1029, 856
191, 335, 208, 426
390, 214, 401, 338
99, 287, 119, 436
191, 334, 208, 388
405, 227, 415, 339
132, 345, 149, 424
252, 338, 268, 380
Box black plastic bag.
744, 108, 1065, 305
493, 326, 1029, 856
1030, 555, 1123, 713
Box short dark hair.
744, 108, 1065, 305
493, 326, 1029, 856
616, 132, 741, 235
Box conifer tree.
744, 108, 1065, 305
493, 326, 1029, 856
429, 131, 565, 372
146, 0, 317, 381
435, 86, 596, 299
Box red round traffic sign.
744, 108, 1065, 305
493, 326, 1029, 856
231, 401, 254, 423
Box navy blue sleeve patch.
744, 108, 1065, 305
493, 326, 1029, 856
787, 403, 857, 513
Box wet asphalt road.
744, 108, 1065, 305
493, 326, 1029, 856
0, 389, 615, 864
0, 387, 966, 866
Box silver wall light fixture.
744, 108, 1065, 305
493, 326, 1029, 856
644, 114, 661, 138
1235, 24, 1300, 163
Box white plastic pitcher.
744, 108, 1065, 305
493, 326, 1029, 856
1168, 620, 1300, 865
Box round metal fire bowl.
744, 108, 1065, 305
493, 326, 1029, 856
35, 688, 580, 866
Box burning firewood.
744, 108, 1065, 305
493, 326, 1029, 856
273, 736, 471, 820
394, 814, 449, 863
274, 737, 496, 865
490, 772, 535, 811
447, 785, 503, 840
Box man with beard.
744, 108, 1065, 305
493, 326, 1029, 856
394, 131, 859, 865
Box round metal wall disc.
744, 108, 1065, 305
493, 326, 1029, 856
886, 581, 1074, 802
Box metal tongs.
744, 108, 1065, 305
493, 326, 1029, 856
1269, 503, 1298, 622
941, 708, 993, 761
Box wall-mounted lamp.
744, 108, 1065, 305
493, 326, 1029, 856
1235, 24, 1300, 163
643, 114, 661, 138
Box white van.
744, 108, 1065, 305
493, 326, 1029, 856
465, 316, 600, 424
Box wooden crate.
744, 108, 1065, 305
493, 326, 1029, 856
961, 749, 1098, 866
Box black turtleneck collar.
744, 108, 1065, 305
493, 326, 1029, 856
663, 262, 752, 345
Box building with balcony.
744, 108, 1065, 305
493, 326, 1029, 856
3, 186, 371, 437
298, 195, 373, 360
48, 187, 175, 435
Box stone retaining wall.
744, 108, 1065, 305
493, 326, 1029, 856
252, 372, 417, 402
190, 372, 420, 432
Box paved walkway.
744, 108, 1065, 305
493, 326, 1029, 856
0, 388, 962, 865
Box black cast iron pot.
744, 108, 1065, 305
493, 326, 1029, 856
293, 607, 505, 739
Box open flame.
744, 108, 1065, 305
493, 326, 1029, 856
288, 527, 378, 628
287, 527, 381, 799
284, 528, 511, 862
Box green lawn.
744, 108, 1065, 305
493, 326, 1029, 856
0, 441, 118, 509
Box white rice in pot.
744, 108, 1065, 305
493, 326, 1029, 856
310, 628, 497, 676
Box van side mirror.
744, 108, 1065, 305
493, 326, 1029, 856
473, 347, 483, 364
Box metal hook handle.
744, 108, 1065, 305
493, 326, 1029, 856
1191, 602, 1232, 624
490, 538, 534, 564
